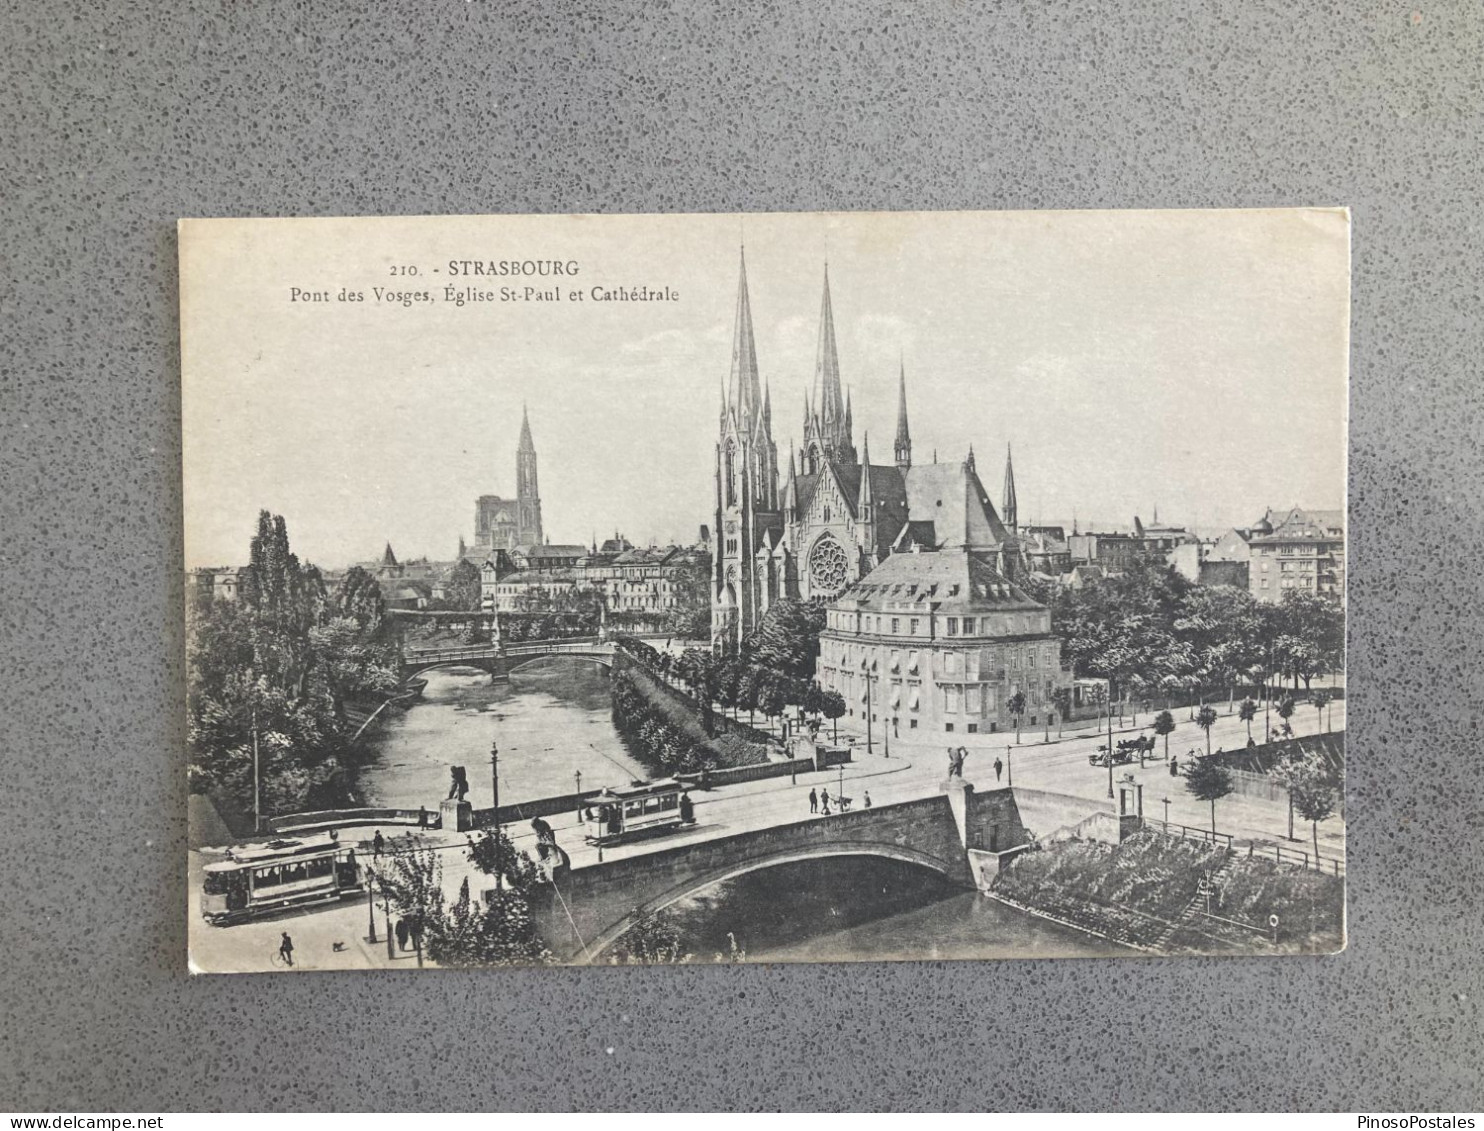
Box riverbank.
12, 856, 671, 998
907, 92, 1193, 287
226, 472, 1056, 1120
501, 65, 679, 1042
990, 829, 1344, 954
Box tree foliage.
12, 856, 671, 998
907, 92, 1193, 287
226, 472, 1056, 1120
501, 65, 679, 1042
187, 511, 400, 818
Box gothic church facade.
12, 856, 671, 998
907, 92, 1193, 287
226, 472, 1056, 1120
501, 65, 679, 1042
711, 252, 1028, 651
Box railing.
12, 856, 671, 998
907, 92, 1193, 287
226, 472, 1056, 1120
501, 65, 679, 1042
268, 806, 433, 833
1242, 839, 1345, 876
1156, 821, 1234, 852
402, 645, 503, 664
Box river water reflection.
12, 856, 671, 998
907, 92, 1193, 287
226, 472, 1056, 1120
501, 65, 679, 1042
357, 662, 648, 810
624, 857, 1121, 962
361, 662, 1118, 962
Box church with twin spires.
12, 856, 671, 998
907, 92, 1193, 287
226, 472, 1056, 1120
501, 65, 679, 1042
711, 250, 1028, 652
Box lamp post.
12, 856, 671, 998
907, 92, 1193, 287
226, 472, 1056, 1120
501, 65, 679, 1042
382, 872, 395, 960
861, 657, 874, 756
1107, 697, 1115, 800
1161, 796, 1171, 830
366, 872, 378, 944
490, 740, 502, 893
1006, 744, 1013, 788
250, 706, 261, 835
574, 769, 583, 819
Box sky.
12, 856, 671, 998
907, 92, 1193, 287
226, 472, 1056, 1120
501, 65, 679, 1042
180, 208, 1349, 569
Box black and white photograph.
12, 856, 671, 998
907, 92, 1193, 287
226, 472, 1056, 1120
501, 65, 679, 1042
181, 208, 1348, 972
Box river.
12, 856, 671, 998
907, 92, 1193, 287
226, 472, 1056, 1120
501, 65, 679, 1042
359, 663, 1119, 962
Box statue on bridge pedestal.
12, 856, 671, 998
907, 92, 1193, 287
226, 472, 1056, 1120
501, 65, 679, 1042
448, 765, 470, 802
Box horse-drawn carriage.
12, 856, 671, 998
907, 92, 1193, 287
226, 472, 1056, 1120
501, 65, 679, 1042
1089, 734, 1156, 767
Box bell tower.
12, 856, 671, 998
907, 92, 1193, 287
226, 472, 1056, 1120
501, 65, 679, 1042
516, 405, 543, 546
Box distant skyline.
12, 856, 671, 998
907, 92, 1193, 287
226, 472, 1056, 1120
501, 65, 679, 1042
181, 209, 1349, 569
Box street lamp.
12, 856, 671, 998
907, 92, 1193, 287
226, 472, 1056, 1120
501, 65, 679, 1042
1107, 699, 1115, 800
1006, 744, 1013, 788
490, 740, 502, 893
860, 656, 874, 756
366, 871, 378, 944
1161, 796, 1171, 829
574, 769, 583, 819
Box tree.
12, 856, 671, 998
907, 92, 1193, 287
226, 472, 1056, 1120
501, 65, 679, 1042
1008, 690, 1027, 744
1153, 710, 1176, 760
744, 599, 826, 682
1310, 690, 1331, 733
334, 565, 385, 628
1290, 765, 1338, 864
1195, 704, 1219, 755
1238, 698, 1258, 741
444, 558, 482, 611
1184, 753, 1234, 835
1275, 694, 1297, 740
615, 911, 692, 965
820, 689, 847, 743
372, 836, 443, 968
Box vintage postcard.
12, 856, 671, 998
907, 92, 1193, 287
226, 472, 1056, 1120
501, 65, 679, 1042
182, 208, 1348, 972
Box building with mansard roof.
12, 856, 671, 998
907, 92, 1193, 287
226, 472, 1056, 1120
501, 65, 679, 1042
711, 251, 1031, 653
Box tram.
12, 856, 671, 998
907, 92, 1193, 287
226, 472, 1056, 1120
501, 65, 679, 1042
201, 833, 365, 925
580, 777, 693, 845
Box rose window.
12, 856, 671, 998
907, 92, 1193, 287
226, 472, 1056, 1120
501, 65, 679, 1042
808, 534, 849, 596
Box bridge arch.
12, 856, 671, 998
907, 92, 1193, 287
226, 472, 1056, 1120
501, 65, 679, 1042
503, 651, 613, 676
578, 840, 966, 962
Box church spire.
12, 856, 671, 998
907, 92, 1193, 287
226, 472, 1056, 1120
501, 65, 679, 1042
858, 433, 873, 510
894, 359, 912, 471
1002, 443, 1018, 530
966, 444, 976, 474
813, 265, 847, 456
518, 403, 535, 452
728, 247, 763, 424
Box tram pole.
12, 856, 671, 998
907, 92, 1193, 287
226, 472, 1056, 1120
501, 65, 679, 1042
251, 707, 261, 835
491, 740, 502, 894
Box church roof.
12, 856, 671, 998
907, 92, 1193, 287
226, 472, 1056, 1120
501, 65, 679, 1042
902, 462, 1009, 550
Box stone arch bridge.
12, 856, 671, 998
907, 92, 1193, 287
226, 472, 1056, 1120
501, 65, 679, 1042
529, 782, 1035, 963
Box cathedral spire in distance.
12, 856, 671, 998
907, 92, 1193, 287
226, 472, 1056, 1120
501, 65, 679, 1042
1002, 443, 1018, 530
517, 403, 535, 452
894, 358, 912, 471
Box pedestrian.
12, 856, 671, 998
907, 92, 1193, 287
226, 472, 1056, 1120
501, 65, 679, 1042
278, 932, 294, 967
531, 815, 553, 844
679, 791, 694, 823
820, 787, 830, 811
994, 757, 1004, 782
418, 806, 428, 829
373, 830, 385, 858
395, 918, 410, 951
809, 788, 818, 814
1169, 756, 1179, 777
863, 791, 872, 809
821, 794, 831, 816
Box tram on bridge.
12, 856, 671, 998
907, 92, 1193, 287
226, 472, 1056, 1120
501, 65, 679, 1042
581, 778, 694, 845
201, 833, 365, 926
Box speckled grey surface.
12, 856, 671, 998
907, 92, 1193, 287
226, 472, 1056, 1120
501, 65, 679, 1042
3, 0, 1482, 1112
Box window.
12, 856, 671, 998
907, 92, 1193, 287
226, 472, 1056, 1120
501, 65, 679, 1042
891, 618, 900, 634
966, 685, 982, 714
1030, 715, 1037, 725
961, 617, 975, 634
944, 651, 958, 674
909, 719, 918, 730
967, 723, 978, 733
945, 723, 955, 733
910, 618, 920, 635
989, 722, 997, 733
945, 686, 961, 714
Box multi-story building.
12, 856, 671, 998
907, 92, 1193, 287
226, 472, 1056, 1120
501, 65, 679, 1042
481, 539, 704, 626
817, 547, 1073, 737
1248, 506, 1345, 605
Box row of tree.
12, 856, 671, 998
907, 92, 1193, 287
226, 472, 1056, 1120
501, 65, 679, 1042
187, 512, 402, 820
1184, 741, 1342, 864
1024, 562, 1345, 705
